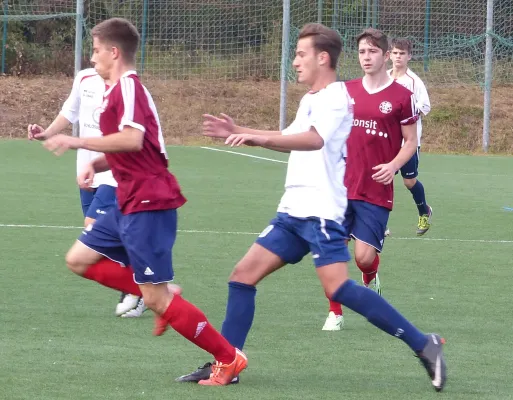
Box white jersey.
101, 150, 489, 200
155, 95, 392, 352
387, 68, 430, 146
277, 82, 353, 224
60, 68, 117, 188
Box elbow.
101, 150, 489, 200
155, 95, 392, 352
311, 136, 324, 150
130, 141, 144, 152
128, 133, 144, 152
405, 139, 416, 148
307, 129, 324, 150
122, 128, 145, 152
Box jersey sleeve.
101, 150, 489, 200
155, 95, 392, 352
413, 78, 431, 116
310, 83, 353, 142
282, 94, 307, 136
117, 77, 146, 133
400, 94, 419, 126
282, 124, 295, 136
282, 117, 301, 136
59, 74, 82, 123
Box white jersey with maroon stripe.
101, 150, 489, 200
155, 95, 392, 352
387, 68, 431, 146
60, 68, 117, 188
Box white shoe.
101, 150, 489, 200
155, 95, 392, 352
115, 293, 140, 316
121, 298, 147, 318
322, 311, 344, 331
384, 228, 391, 237
362, 273, 382, 296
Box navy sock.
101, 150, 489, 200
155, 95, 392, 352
409, 180, 429, 215
220, 281, 257, 350
332, 280, 427, 352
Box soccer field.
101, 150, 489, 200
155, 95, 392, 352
1, 140, 512, 400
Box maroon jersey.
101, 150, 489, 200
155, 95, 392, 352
99, 71, 186, 214
344, 78, 417, 210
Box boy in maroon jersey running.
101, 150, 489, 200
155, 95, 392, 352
43, 17, 246, 386
323, 28, 419, 331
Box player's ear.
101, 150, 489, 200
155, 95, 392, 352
318, 51, 329, 67
111, 46, 121, 60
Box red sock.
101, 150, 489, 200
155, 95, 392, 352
83, 258, 142, 296
162, 294, 235, 364
357, 254, 380, 285
328, 297, 343, 316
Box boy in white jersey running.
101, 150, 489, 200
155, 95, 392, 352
388, 38, 432, 236
27, 68, 145, 317
175, 23, 447, 393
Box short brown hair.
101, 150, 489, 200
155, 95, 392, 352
356, 28, 389, 54
298, 23, 342, 69
390, 37, 413, 54
91, 18, 140, 63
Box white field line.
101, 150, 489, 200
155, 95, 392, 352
200, 146, 287, 164
2, 147, 508, 243
198, 146, 510, 177
0, 223, 511, 243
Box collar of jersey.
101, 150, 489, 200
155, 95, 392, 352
362, 76, 394, 95
308, 81, 337, 94
121, 70, 138, 78
103, 70, 138, 97
386, 68, 411, 80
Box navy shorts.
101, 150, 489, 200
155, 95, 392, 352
256, 212, 351, 267
400, 147, 420, 179
342, 200, 390, 252
79, 185, 117, 219
79, 207, 177, 284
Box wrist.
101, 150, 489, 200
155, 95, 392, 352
233, 125, 243, 134
89, 160, 97, 173
261, 136, 271, 147
389, 161, 400, 172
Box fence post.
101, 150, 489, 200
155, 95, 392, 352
482, 0, 494, 152
1, 0, 8, 74
73, 0, 84, 138
74, 0, 84, 77
279, 0, 290, 130
140, 0, 148, 73
332, 0, 339, 29
317, 0, 323, 24
366, 0, 371, 26
371, 0, 378, 27
423, 0, 431, 72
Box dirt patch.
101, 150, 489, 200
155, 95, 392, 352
422, 85, 513, 154
1, 75, 511, 154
